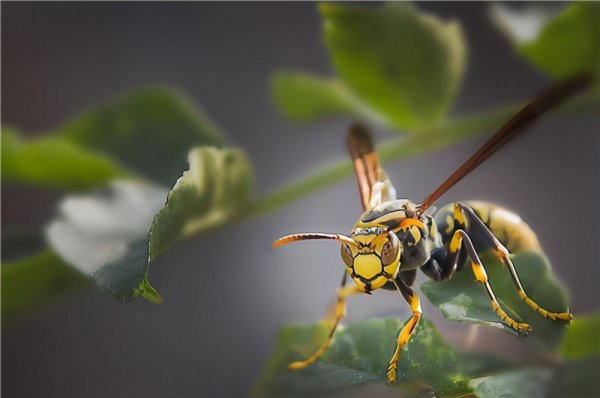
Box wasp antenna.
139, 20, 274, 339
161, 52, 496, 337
273, 233, 359, 248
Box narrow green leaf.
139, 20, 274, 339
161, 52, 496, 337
319, 3, 467, 129
1, 250, 90, 325
2, 128, 129, 190
57, 87, 226, 185
149, 147, 253, 261
270, 70, 382, 124
253, 319, 473, 397
559, 312, 600, 360
421, 252, 570, 351
491, 3, 600, 78
469, 368, 552, 398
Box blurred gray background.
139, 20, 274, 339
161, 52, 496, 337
2, 2, 598, 397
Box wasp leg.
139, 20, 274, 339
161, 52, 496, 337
288, 279, 361, 371
449, 229, 532, 335
387, 279, 421, 383
457, 203, 573, 323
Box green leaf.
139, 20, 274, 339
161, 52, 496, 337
319, 3, 466, 130
57, 87, 226, 185
46, 181, 169, 303
559, 312, 600, 360
421, 252, 570, 351
1, 250, 90, 325
2, 128, 129, 190
469, 368, 552, 398
46, 147, 253, 303
491, 3, 600, 78
253, 319, 473, 397
149, 147, 253, 261
270, 70, 382, 124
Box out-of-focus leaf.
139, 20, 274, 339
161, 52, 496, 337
270, 70, 382, 124
1, 250, 90, 325
559, 312, 600, 360
421, 252, 570, 351
252, 319, 473, 397
46, 180, 168, 303
469, 368, 552, 398
149, 147, 253, 261
46, 147, 253, 303
57, 87, 226, 185
548, 356, 600, 398
491, 3, 600, 78
2, 128, 129, 190
319, 3, 466, 130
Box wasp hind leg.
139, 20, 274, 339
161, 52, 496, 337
456, 203, 573, 323
449, 229, 532, 334
288, 274, 361, 371
387, 279, 421, 383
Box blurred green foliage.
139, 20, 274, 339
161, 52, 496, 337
2, 2, 599, 395
253, 319, 475, 397
149, 147, 253, 262
2, 251, 89, 324
57, 87, 225, 185
2, 128, 129, 190
491, 2, 600, 79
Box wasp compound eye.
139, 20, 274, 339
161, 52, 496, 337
381, 231, 400, 266
341, 243, 353, 267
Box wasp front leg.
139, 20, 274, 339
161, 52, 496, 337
288, 276, 361, 371
457, 203, 573, 323
387, 279, 421, 383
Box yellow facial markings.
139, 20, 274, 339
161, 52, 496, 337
353, 255, 382, 280
370, 275, 389, 290
353, 278, 367, 293
384, 262, 400, 278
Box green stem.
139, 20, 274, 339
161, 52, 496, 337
248, 103, 519, 217
248, 89, 598, 217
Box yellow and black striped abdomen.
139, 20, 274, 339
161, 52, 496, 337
434, 201, 541, 254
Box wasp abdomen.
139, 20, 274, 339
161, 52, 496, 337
435, 201, 542, 255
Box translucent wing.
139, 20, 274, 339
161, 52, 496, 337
347, 124, 396, 211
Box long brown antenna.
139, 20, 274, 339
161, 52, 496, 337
418, 72, 593, 215
273, 233, 359, 248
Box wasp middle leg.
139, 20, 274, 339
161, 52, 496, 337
288, 273, 361, 371
457, 203, 572, 323
421, 225, 532, 334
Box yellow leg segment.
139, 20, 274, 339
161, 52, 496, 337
493, 248, 572, 323
387, 281, 421, 383
288, 285, 361, 371
451, 230, 532, 335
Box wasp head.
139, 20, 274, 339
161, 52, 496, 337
273, 228, 402, 293
341, 228, 401, 292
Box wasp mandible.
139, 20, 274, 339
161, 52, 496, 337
273, 73, 591, 383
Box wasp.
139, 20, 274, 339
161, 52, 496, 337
273, 73, 591, 383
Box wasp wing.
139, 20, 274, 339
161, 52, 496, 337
347, 124, 396, 211
418, 72, 593, 215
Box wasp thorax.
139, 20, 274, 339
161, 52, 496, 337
340, 229, 402, 293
